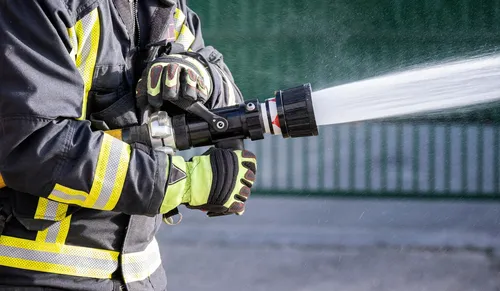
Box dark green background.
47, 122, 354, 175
181, 1, 500, 199
191, 0, 500, 105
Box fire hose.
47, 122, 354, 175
0, 83, 319, 193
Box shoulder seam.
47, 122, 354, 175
59, 0, 75, 20
60, 0, 99, 21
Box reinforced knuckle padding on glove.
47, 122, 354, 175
238, 186, 251, 199
208, 149, 238, 205
244, 170, 255, 182
144, 54, 213, 111
242, 150, 256, 159
229, 201, 245, 213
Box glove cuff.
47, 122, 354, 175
160, 155, 189, 214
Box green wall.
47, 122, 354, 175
183, 0, 500, 199
191, 0, 500, 100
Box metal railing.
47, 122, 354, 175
179, 122, 500, 199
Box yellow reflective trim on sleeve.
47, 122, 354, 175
101, 141, 131, 211
49, 135, 130, 211
173, 8, 186, 36
55, 214, 72, 244
85, 134, 113, 208
172, 8, 195, 50
122, 238, 162, 283
48, 184, 88, 205
175, 24, 195, 50
73, 8, 101, 121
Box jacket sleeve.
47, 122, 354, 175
0, 1, 168, 216
176, 0, 245, 108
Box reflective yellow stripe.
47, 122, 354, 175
34, 198, 50, 221
0, 236, 119, 279
89, 134, 130, 210
102, 139, 131, 210
48, 135, 131, 211
48, 184, 88, 204
0, 235, 160, 280
0, 257, 111, 279
173, 8, 195, 50
72, 8, 101, 120
35, 203, 70, 244
176, 24, 195, 50
86, 134, 113, 207
173, 8, 186, 36
55, 215, 72, 244
122, 238, 162, 283
34, 198, 70, 243
35, 227, 48, 243
0, 236, 119, 258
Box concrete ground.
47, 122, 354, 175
156, 197, 500, 291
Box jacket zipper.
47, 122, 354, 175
133, 0, 141, 47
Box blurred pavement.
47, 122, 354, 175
156, 197, 500, 291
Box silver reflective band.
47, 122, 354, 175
0, 236, 119, 279
0, 245, 117, 271
50, 189, 86, 202
93, 138, 124, 209
122, 238, 162, 283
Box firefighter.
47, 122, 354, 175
0, 0, 256, 290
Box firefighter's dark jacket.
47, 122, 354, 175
0, 0, 242, 290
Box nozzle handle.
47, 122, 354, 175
186, 102, 229, 133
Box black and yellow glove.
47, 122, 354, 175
136, 47, 244, 124
145, 53, 213, 109
161, 148, 257, 217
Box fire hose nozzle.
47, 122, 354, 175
262, 83, 319, 138
139, 83, 319, 152
275, 83, 319, 138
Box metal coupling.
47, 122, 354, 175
148, 111, 177, 150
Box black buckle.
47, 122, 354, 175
0, 206, 12, 236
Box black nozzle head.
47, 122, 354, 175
275, 83, 319, 138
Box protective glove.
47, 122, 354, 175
145, 53, 213, 110
136, 46, 244, 125
160, 148, 257, 217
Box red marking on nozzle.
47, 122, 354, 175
272, 115, 280, 128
